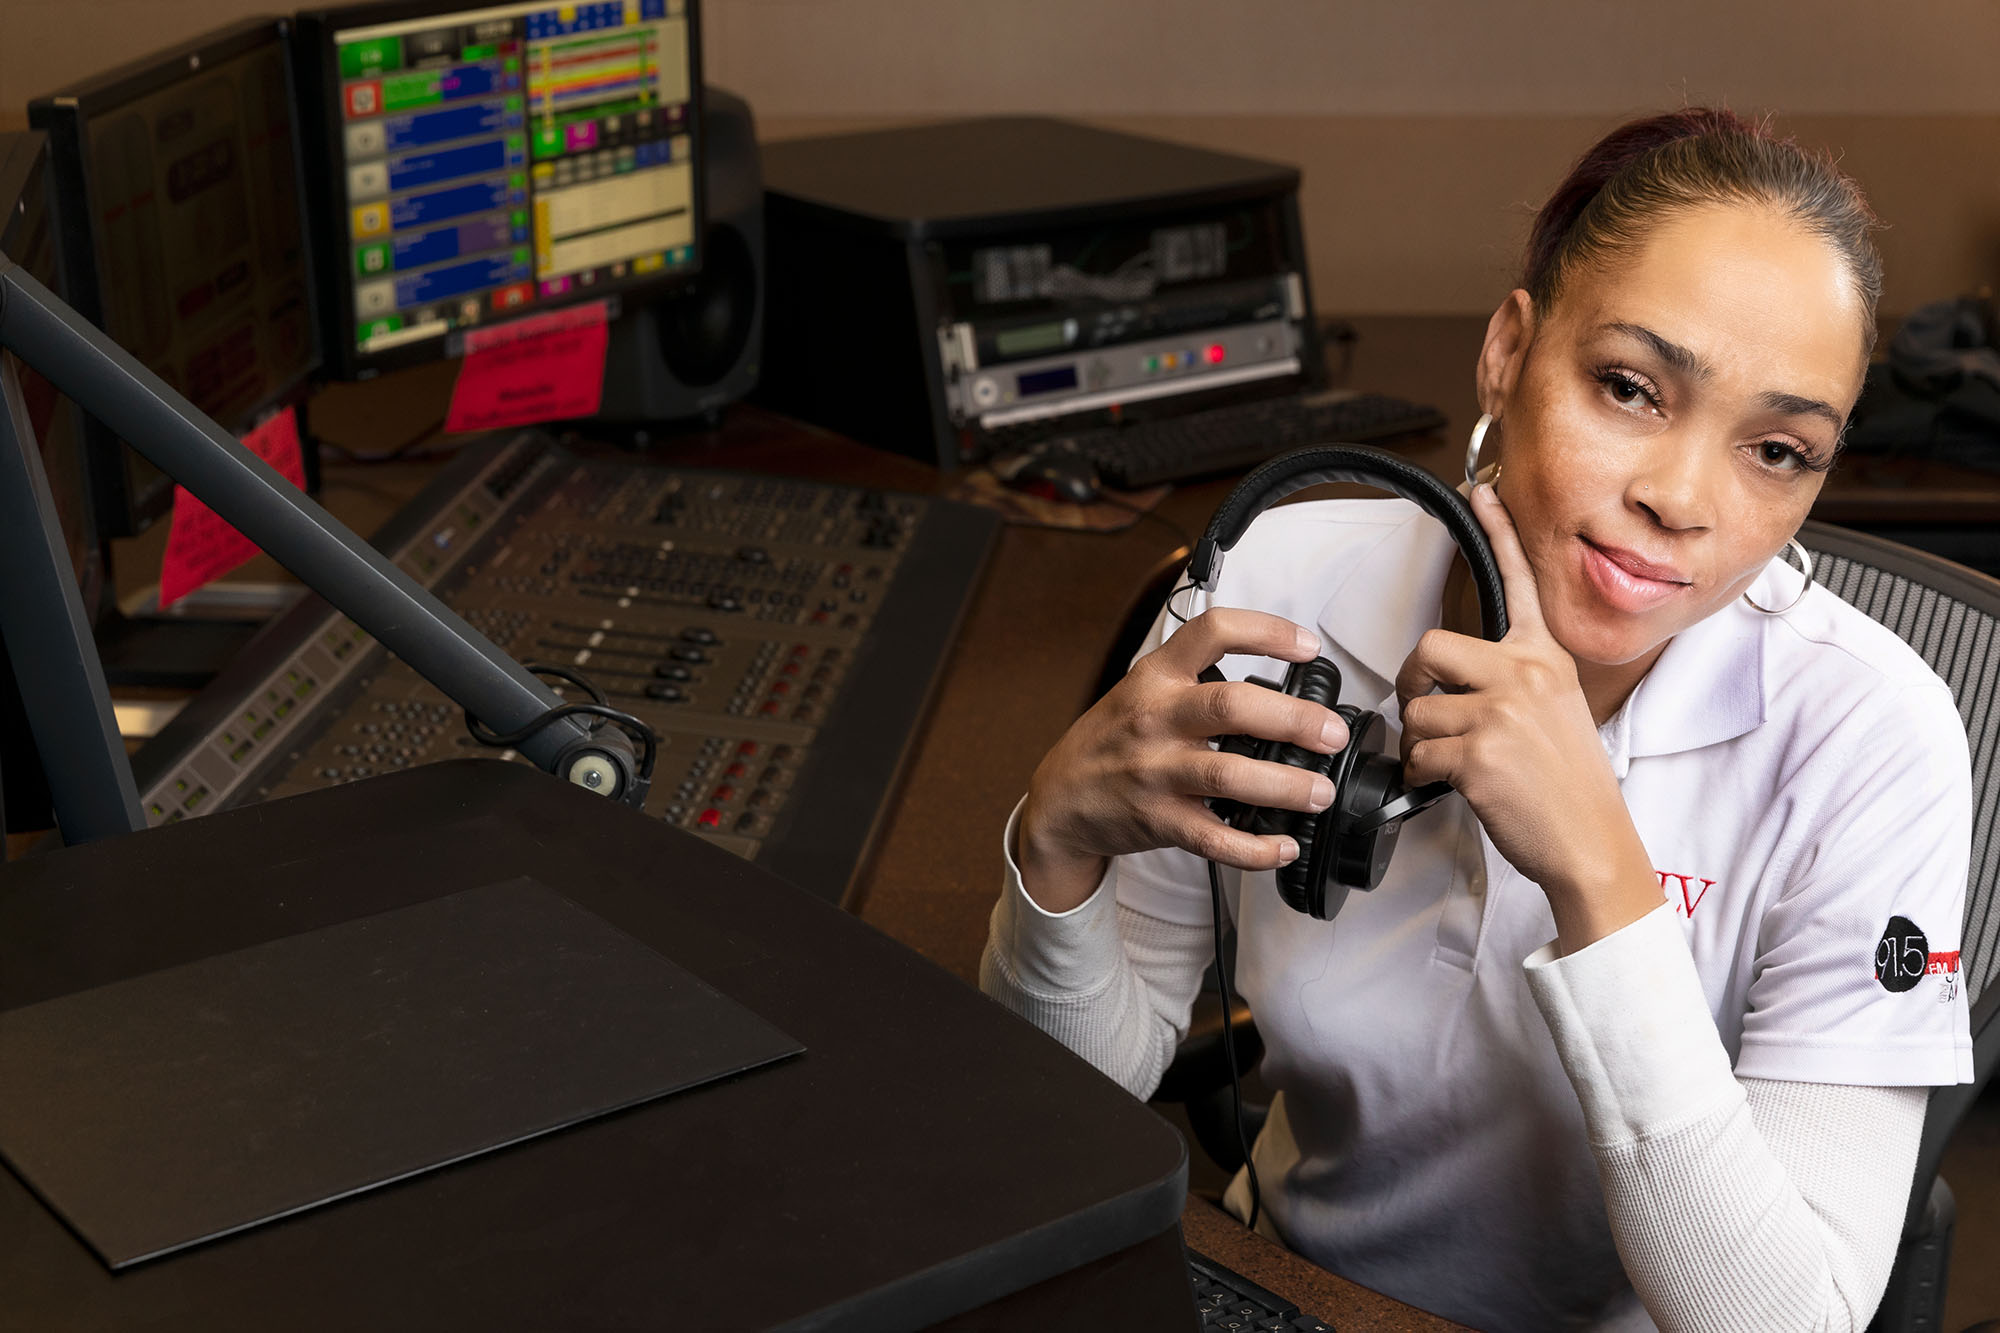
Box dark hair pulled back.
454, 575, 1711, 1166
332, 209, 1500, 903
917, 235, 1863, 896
1524, 108, 1883, 349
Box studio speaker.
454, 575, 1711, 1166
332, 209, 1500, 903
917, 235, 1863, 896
595, 86, 763, 427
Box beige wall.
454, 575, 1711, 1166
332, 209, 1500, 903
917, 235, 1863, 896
9, 2, 2000, 314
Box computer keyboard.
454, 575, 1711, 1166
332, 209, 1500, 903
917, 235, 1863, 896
1061, 389, 1447, 490
1187, 1248, 1336, 1331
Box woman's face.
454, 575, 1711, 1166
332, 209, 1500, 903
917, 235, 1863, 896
1479, 201, 1869, 670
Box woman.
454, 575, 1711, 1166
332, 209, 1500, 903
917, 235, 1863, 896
980, 108, 1974, 1332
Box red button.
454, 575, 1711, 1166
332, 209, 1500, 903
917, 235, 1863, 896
781, 661, 801, 676
760, 701, 781, 715
737, 741, 759, 756
726, 762, 747, 778
711, 785, 735, 802
697, 808, 721, 828
768, 680, 790, 695
792, 644, 811, 658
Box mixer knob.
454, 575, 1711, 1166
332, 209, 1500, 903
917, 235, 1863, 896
670, 646, 708, 664
653, 663, 692, 681
644, 683, 685, 702
708, 592, 742, 612
736, 545, 769, 564
680, 627, 718, 644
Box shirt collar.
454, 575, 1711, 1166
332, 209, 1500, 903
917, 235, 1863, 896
1310, 501, 1767, 762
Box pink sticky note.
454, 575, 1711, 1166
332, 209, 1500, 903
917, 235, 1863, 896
444, 300, 609, 434
159, 404, 307, 609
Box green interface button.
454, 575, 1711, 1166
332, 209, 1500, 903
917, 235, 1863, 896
461, 42, 496, 61
382, 70, 443, 112
532, 125, 562, 159
355, 242, 392, 277
358, 314, 404, 346
339, 36, 403, 79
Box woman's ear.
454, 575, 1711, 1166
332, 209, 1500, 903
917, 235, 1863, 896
1476, 290, 1535, 417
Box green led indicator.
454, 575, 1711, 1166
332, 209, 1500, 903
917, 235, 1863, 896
509, 171, 527, 191
511, 208, 529, 230
461, 42, 496, 61
512, 246, 531, 268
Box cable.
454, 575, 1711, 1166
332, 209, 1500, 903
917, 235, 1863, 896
1095, 492, 1192, 554
1208, 857, 1262, 1234
318, 415, 450, 464
462, 663, 659, 786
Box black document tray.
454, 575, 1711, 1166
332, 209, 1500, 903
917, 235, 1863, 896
0, 876, 801, 1268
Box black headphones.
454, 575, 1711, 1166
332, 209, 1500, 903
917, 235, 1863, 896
1189, 446, 1510, 921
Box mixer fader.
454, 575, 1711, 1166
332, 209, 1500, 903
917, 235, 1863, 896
134, 431, 1000, 904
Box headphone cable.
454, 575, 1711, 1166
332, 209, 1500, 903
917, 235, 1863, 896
1208, 857, 1262, 1234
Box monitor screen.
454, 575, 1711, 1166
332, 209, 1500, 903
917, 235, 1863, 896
303, 0, 703, 377
0, 132, 102, 610
1, 130, 103, 840
29, 18, 321, 536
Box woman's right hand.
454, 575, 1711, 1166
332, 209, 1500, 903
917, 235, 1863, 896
1015, 608, 1352, 914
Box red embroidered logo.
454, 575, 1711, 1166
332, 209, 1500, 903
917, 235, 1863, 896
1656, 870, 1716, 919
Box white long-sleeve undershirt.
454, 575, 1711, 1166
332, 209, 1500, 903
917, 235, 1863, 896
979, 820, 1927, 1333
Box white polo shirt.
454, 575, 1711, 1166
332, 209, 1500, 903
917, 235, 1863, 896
1111, 497, 1973, 1328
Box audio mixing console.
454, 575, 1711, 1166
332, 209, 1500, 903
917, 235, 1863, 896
132, 431, 999, 904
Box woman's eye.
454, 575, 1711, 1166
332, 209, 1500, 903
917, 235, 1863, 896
1757, 441, 1803, 471
1599, 371, 1655, 408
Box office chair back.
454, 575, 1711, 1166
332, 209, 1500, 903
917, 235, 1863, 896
1802, 520, 2000, 1333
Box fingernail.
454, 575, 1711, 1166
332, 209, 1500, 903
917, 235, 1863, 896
1294, 626, 1320, 655
1321, 715, 1347, 749
1277, 837, 1300, 865
1309, 776, 1334, 810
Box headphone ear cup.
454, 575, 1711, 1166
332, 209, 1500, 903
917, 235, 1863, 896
1249, 658, 1344, 916
1273, 797, 1338, 917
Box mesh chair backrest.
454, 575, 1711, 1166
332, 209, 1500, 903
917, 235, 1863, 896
1806, 534, 2000, 1016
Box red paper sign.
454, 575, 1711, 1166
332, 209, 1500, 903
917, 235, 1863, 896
158, 405, 307, 609
444, 300, 609, 433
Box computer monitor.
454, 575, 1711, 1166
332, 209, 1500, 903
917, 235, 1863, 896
0, 130, 101, 840
29, 17, 321, 540
295, 0, 705, 379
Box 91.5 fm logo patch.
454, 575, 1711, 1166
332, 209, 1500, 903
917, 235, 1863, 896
1875, 915, 1961, 1003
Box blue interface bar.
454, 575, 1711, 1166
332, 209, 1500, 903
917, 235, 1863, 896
393, 253, 528, 309
389, 139, 523, 192
390, 177, 519, 229
384, 98, 514, 150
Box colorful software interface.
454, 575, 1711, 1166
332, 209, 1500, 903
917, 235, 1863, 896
334, 0, 695, 354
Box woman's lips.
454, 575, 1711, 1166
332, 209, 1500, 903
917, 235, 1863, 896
1578, 538, 1692, 613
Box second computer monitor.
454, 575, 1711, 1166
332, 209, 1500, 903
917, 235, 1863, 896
29, 17, 321, 538
298, 0, 705, 378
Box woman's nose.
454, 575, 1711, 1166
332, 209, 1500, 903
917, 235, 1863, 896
1627, 435, 1718, 531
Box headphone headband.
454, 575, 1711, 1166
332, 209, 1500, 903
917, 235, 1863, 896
1189, 445, 1510, 642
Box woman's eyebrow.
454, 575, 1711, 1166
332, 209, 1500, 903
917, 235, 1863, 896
1598, 322, 1712, 380
1759, 390, 1845, 428
1598, 322, 1843, 427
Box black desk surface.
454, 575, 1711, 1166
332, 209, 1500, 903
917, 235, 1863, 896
0, 761, 1190, 1331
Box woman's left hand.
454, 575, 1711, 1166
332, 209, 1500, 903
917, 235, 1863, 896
1395, 484, 1660, 947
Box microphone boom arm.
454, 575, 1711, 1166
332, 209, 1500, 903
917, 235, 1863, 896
0, 256, 639, 820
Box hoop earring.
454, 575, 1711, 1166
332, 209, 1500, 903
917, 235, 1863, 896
1464, 413, 1495, 488
1743, 539, 1814, 615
